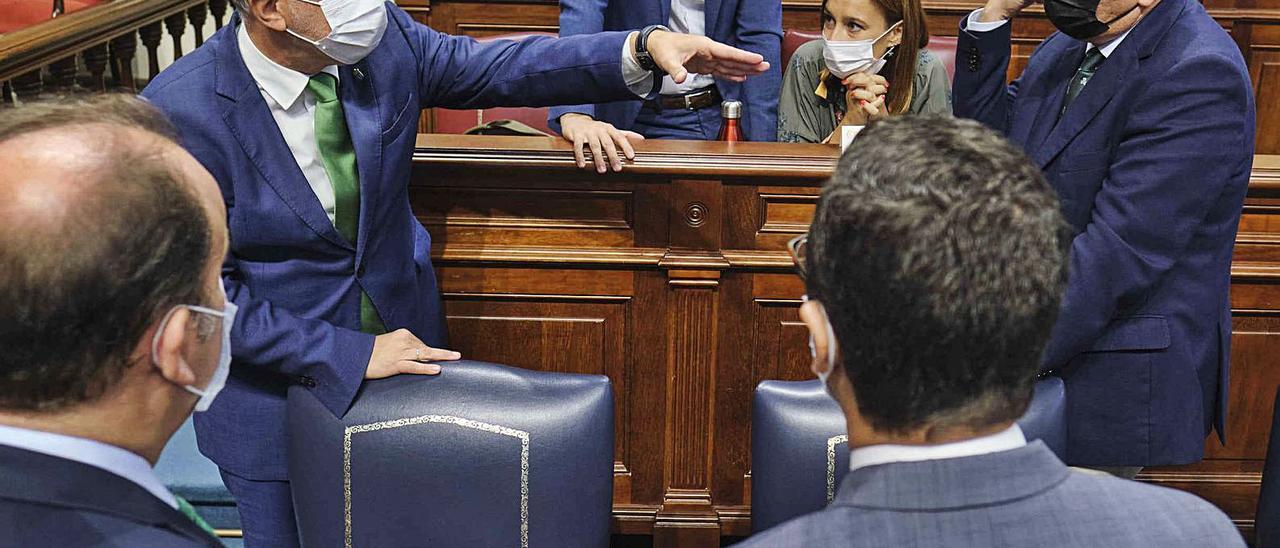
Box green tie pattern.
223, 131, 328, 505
307, 73, 387, 335
175, 496, 217, 537
1062, 47, 1106, 115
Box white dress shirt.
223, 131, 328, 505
661, 0, 716, 95
0, 423, 178, 509
966, 10, 1134, 57
238, 24, 655, 216
848, 424, 1027, 472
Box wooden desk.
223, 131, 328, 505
413, 135, 1280, 545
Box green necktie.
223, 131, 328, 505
1062, 47, 1106, 115
307, 73, 387, 335
175, 496, 218, 538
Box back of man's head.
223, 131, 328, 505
0, 95, 213, 412
806, 115, 1070, 435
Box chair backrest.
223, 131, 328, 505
432, 32, 557, 134
750, 376, 1067, 532
927, 35, 958, 83
1257, 386, 1280, 547
154, 417, 241, 532
288, 360, 615, 548
781, 30, 822, 71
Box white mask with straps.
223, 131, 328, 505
287, 0, 388, 66
822, 21, 901, 79
152, 282, 238, 412
803, 296, 840, 397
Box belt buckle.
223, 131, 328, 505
683, 93, 695, 110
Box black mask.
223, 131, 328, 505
1043, 0, 1139, 41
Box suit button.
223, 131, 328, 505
299, 376, 317, 388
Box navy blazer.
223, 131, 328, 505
142, 3, 643, 481
953, 0, 1255, 466
0, 445, 222, 548
548, 0, 783, 142
738, 442, 1243, 547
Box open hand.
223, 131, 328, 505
559, 113, 645, 173
643, 30, 769, 85
365, 328, 461, 380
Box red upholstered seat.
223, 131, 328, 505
0, 0, 102, 33
782, 31, 957, 85
781, 30, 822, 71
432, 31, 557, 134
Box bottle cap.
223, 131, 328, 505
721, 100, 742, 119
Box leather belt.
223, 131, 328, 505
647, 86, 722, 111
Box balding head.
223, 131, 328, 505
0, 95, 226, 411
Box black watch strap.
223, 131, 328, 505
636, 25, 669, 75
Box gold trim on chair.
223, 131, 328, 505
343, 415, 531, 548
826, 434, 848, 504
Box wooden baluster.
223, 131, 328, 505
48, 56, 79, 94
110, 31, 139, 91
140, 22, 163, 82
51, 0, 65, 17
2, 82, 12, 105
165, 12, 188, 61
188, 3, 209, 47
209, 0, 229, 29
12, 70, 43, 102
83, 44, 110, 92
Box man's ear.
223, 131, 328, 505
151, 308, 197, 387
250, 0, 288, 32
799, 300, 832, 378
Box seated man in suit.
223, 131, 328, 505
0, 95, 230, 548
740, 116, 1242, 547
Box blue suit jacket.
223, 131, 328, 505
142, 4, 642, 480
953, 0, 1255, 466
548, 0, 782, 142
739, 442, 1243, 547
0, 445, 223, 548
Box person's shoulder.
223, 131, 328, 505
791, 39, 825, 66
0, 497, 215, 548
142, 37, 218, 102
736, 507, 882, 547
1057, 471, 1243, 543
914, 48, 947, 79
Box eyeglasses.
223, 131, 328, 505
788, 233, 809, 280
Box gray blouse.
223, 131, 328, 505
777, 40, 953, 143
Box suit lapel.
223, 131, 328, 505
1022, 40, 1084, 156
339, 60, 383, 263
0, 445, 218, 546
214, 20, 352, 251
1033, 47, 1130, 168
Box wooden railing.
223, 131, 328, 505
0, 0, 232, 102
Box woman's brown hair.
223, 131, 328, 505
822, 0, 930, 114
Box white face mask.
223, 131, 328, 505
287, 0, 389, 66
822, 21, 901, 79
152, 281, 238, 413
803, 296, 840, 398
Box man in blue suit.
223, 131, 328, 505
142, 0, 767, 546
550, 0, 782, 171
953, 0, 1255, 474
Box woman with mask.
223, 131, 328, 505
777, 0, 950, 144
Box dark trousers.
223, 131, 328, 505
632, 102, 722, 140
220, 469, 301, 548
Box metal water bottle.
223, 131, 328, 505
717, 101, 743, 142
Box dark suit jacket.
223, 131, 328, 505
738, 442, 1243, 547
548, 0, 783, 141
953, 0, 1255, 466
0, 445, 222, 548
142, 3, 646, 481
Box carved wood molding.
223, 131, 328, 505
0, 0, 205, 81
434, 244, 666, 266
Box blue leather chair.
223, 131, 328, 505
154, 417, 243, 547
1256, 386, 1280, 548
287, 360, 615, 548
750, 376, 1067, 533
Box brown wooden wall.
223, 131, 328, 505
401, 0, 1280, 154
411, 134, 1280, 546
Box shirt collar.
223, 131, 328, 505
0, 423, 178, 509
1088, 26, 1134, 58
237, 23, 339, 109
849, 424, 1027, 472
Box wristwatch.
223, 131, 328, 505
635, 25, 669, 76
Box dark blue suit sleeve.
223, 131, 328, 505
734, 0, 782, 142
547, 0, 611, 130
387, 8, 638, 111
952, 19, 1019, 133
1041, 53, 1254, 368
